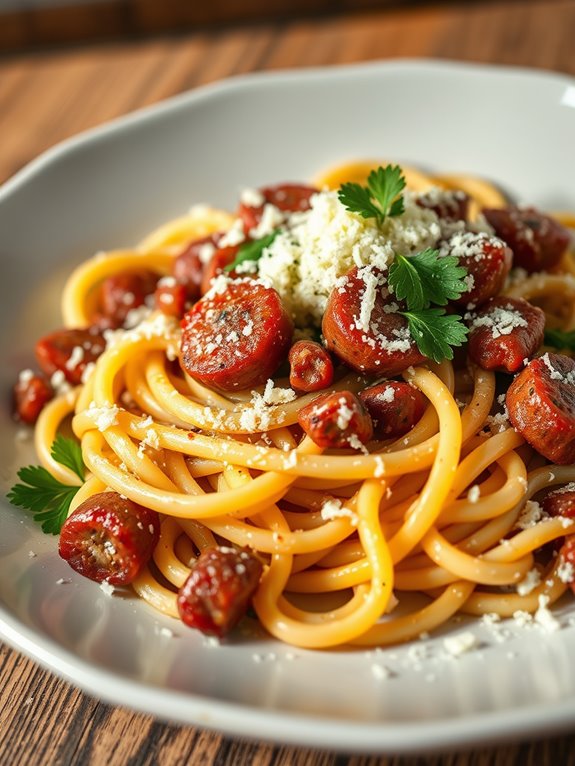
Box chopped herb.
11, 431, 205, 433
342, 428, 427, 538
7, 436, 84, 535
388, 249, 468, 311
225, 230, 280, 273
402, 308, 468, 363
50, 434, 85, 481
338, 164, 406, 226
544, 327, 575, 352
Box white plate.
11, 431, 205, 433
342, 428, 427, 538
1, 60, 575, 755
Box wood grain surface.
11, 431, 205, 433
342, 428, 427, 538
2, 2, 575, 764
0, 0, 428, 51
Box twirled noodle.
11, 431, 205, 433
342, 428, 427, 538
28, 162, 575, 648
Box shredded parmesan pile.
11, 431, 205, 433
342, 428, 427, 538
257, 189, 442, 327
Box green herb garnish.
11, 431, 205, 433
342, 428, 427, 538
402, 307, 468, 363
544, 327, 575, 352
338, 164, 406, 226
387, 246, 469, 361
388, 249, 468, 311
225, 230, 280, 273
7, 436, 84, 535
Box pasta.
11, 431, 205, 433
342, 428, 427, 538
14, 160, 575, 649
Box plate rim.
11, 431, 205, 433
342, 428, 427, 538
2, 605, 575, 754
1, 57, 574, 199
2, 57, 575, 754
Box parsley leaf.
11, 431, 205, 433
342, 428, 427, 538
338, 164, 406, 226
337, 183, 383, 222
544, 327, 575, 352
388, 249, 468, 312
402, 308, 468, 364
7, 437, 84, 535
225, 230, 280, 273
50, 434, 85, 481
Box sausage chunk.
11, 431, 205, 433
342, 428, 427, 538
36, 327, 106, 385
416, 188, 470, 222
467, 297, 545, 373
95, 270, 158, 328
359, 381, 427, 440
199, 244, 240, 295
173, 233, 223, 302
13, 372, 53, 424
558, 537, 575, 592
298, 391, 373, 449
154, 277, 188, 318
288, 340, 334, 393
506, 353, 575, 464
541, 486, 575, 520
180, 279, 293, 391
238, 184, 318, 234
177, 546, 262, 638
322, 267, 424, 376
482, 206, 570, 272
59, 492, 160, 584
440, 232, 513, 308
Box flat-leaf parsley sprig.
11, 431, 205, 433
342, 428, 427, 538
544, 327, 575, 353
389, 248, 468, 311
402, 307, 468, 364
388, 247, 469, 363
338, 165, 406, 227
225, 230, 281, 273
7, 435, 85, 535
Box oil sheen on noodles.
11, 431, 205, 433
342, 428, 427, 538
32, 161, 575, 649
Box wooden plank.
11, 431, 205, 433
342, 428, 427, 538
0, 0, 411, 51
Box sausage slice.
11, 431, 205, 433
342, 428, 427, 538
467, 296, 544, 373
322, 267, 424, 376
180, 279, 293, 391
506, 353, 575, 464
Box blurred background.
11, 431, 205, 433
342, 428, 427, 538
1, 0, 442, 49
2, 0, 573, 187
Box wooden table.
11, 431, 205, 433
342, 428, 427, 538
2, 1, 575, 763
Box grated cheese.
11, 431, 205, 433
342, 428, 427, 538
88, 402, 121, 432
443, 631, 478, 657
240, 187, 265, 208
468, 304, 528, 339
320, 497, 358, 526
516, 500, 545, 530
257, 189, 440, 327
534, 594, 561, 633
516, 568, 541, 596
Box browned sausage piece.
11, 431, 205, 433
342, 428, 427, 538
173, 233, 223, 302
96, 270, 158, 328
359, 381, 427, 440
177, 546, 263, 638
13, 372, 53, 424
180, 279, 293, 391
557, 537, 575, 592
322, 267, 424, 376
482, 207, 570, 273
288, 340, 334, 393
541, 486, 575, 519
36, 327, 106, 385
506, 353, 575, 464
467, 296, 545, 373
298, 390, 373, 449
238, 184, 318, 234
440, 232, 513, 308
59, 492, 160, 585
199, 244, 240, 295
154, 278, 188, 318
416, 188, 470, 222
